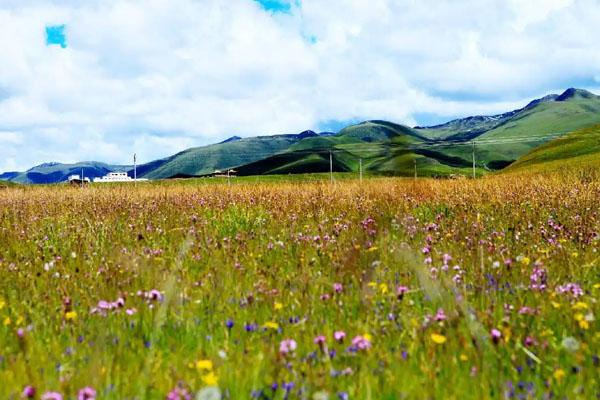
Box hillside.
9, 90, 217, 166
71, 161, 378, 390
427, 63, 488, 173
431, 89, 600, 169
236, 121, 478, 177
504, 123, 600, 173
139, 131, 323, 179
3, 88, 600, 182
5, 162, 131, 184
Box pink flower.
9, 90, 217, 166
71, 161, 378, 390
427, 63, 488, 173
490, 328, 502, 344
279, 339, 297, 354
314, 335, 326, 345
434, 308, 447, 322
22, 386, 36, 398
334, 331, 346, 342
351, 335, 371, 350
167, 386, 192, 400
333, 283, 343, 293
78, 387, 96, 400
396, 285, 409, 299
126, 308, 137, 315
41, 392, 63, 400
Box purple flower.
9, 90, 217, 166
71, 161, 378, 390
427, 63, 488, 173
22, 386, 36, 398
434, 308, 447, 322
490, 328, 502, 344
166, 386, 192, 400
225, 319, 234, 329
41, 392, 63, 400
351, 335, 371, 350
279, 339, 297, 354
314, 335, 326, 349
396, 285, 409, 299
334, 331, 346, 342
78, 387, 96, 400
333, 283, 343, 293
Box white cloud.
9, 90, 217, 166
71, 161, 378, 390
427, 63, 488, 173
0, 0, 599, 172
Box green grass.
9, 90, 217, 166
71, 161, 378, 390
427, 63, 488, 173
504, 123, 600, 173
438, 97, 600, 168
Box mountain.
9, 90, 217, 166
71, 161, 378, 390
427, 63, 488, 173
6, 162, 131, 184
424, 88, 600, 169
504, 123, 600, 173
236, 121, 475, 177
3, 88, 600, 183
137, 131, 326, 179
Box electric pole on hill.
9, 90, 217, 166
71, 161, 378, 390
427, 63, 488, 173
359, 158, 363, 182
472, 141, 476, 179
414, 159, 417, 180
329, 150, 333, 184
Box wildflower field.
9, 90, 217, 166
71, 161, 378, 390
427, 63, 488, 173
0, 170, 599, 399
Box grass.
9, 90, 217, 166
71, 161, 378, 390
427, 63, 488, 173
439, 98, 600, 168
0, 170, 599, 399
505, 123, 600, 173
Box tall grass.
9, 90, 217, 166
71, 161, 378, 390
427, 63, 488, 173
0, 172, 598, 399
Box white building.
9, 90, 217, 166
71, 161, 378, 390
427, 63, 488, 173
93, 172, 148, 183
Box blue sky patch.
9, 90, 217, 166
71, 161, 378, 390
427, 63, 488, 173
255, 0, 294, 13
46, 25, 67, 48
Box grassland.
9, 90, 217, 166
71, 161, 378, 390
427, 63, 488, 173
1, 171, 599, 399
505, 123, 600, 173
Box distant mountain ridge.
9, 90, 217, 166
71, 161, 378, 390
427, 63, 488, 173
3, 88, 600, 183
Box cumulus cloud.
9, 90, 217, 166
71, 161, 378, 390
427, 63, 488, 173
0, 0, 599, 171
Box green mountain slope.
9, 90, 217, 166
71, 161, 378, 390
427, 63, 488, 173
6, 162, 131, 184
432, 89, 600, 169
140, 132, 321, 179
504, 123, 600, 173
236, 121, 478, 177
4, 88, 600, 182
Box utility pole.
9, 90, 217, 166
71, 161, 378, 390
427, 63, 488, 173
414, 159, 417, 180
472, 141, 476, 179
359, 158, 363, 183
329, 150, 333, 184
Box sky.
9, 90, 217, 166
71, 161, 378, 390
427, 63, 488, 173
1, 0, 600, 172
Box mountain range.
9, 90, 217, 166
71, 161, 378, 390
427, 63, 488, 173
2, 88, 600, 184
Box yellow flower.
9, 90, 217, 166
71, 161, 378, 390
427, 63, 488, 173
553, 369, 565, 380
3, 316, 11, 326
551, 301, 561, 309
579, 320, 589, 330
572, 302, 588, 311
263, 321, 279, 330
574, 313, 584, 322
459, 354, 468, 361
367, 282, 377, 288
65, 311, 77, 321
196, 359, 213, 371
571, 252, 579, 258
379, 283, 388, 294
274, 302, 283, 311
363, 333, 373, 342
593, 283, 600, 289
0, 299, 5, 310
431, 333, 447, 344
201, 371, 219, 386
520, 257, 530, 266
367, 246, 378, 252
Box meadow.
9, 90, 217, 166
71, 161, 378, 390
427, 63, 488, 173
0, 170, 599, 399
